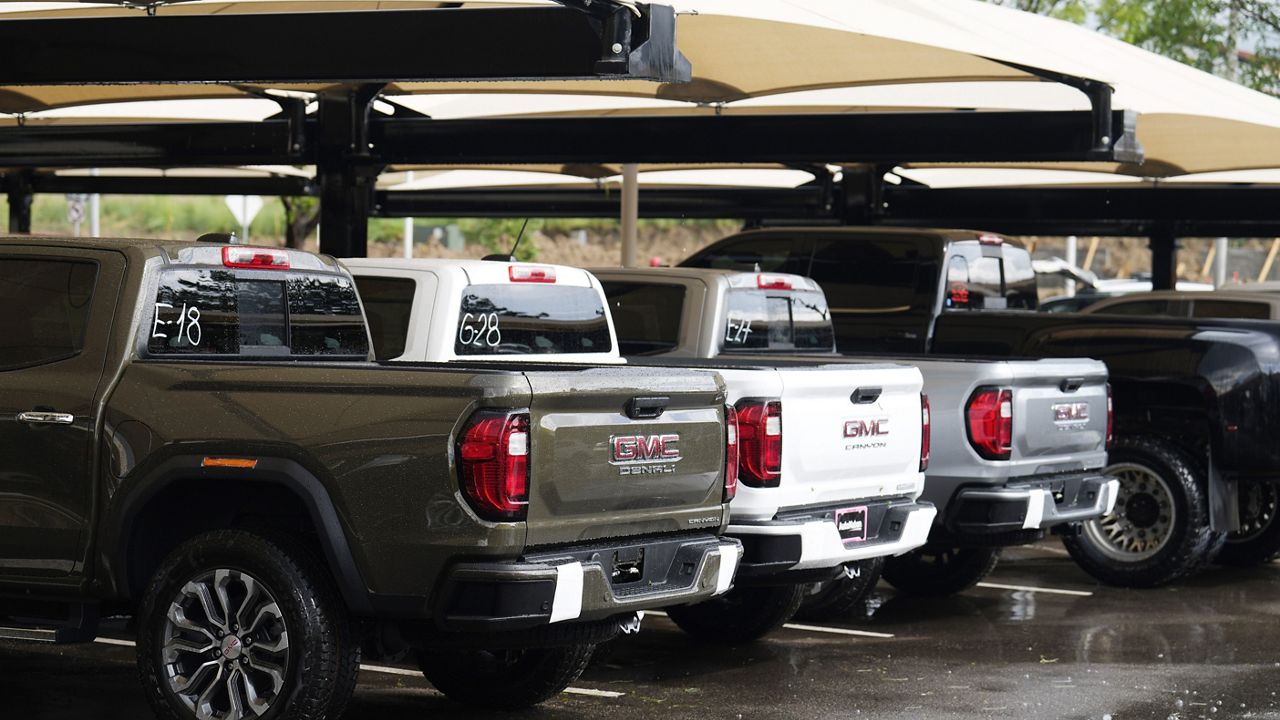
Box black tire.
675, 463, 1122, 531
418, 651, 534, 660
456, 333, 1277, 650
882, 546, 1000, 597
1062, 435, 1222, 588
417, 643, 594, 709
1216, 481, 1280, 567
664, 584, 805, 643
794, 558, 884, 622
137, 529, 359, 720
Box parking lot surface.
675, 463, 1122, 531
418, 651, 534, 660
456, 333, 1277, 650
5, 542, 1278, 720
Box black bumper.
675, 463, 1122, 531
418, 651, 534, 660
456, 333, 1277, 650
434, 533, 741, 632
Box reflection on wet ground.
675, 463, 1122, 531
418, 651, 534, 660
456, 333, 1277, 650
6, 541, 1280, 719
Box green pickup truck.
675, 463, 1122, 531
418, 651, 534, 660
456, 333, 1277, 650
0, 237, 742, 718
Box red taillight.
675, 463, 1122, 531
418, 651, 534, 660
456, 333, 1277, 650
757, 274, 793, 290
1106, 383, 1114, 449
920, 393, 931, 472
966, 387, 1013, 461
978, 234, 1004, 246
222, 246, 290, 270
724, 404, 740, 502
458, 410, 530, 521
508, 265, 556, 283
736, 399, 781, 488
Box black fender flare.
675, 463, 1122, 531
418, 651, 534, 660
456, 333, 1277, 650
101, 454, 373, 615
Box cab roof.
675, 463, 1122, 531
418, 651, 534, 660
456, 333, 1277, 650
0, 235, 343, 271
590, 265, 822, 293
343, 257, 597, 288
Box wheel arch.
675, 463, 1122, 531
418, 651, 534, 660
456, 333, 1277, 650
101, 455, 372, 616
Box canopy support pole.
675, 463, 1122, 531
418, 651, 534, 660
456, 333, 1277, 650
5, 171, 32, 234
1065, 235, 1078, 297
620, 162, 639, 267
317, 85, 384, 259
1149, 224, 1179, 291
1215, 237, 1229, 287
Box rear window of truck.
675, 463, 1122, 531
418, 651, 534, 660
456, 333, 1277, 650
721, 289, 835, 353
454, 284, 612, 356
353, 276, 416, 360
604, 281, 686, 355
147, 269, 368, 359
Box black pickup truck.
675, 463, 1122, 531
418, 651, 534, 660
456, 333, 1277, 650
0, 237, 742, 717
684, 227, 1280, 588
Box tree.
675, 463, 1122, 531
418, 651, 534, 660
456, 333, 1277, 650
992, 0, 1280, 97
280, 196, 320, 250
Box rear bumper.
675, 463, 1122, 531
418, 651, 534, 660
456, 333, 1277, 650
946, 472, 1119, 541
727, 497, 936, 580
435, 533, 742, 632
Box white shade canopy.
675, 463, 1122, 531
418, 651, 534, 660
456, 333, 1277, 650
1, 0, 1277, 179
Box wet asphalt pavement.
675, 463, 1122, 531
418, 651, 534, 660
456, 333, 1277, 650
6, 541, 1280, 720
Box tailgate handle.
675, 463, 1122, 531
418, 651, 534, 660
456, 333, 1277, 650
1059, 377, 1085, 393
850, 387, 882, 404
626, 396, 669, 420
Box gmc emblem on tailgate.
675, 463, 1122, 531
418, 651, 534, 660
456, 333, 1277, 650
844, 419, 889, 438
610, 434, 682, 475
1053, 402, 1090, 425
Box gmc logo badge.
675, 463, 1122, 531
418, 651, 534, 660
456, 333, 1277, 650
844, 419, 889, 438
610, 434, 682, 464
1053, 403, 1090, 424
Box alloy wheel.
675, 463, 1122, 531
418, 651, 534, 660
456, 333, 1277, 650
1083, 462, 1176, 562
161, 569, 291, 720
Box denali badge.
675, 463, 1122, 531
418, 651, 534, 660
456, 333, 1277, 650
610, 434, 682, 476
1053, 402, 1090, 425
844, 418, 889, 438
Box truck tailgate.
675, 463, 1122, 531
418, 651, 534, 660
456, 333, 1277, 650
523, 367, 727, 547
1009, 358, 1110, 464
779, 364, 925, 508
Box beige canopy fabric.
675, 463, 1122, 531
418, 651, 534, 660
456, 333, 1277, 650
2, 0, 1278, 179
0, 0, 1057, 113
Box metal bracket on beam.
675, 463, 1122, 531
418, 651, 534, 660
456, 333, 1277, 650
995, 61, 1143, 164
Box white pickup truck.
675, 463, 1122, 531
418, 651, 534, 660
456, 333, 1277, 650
345, 258, 936, 642
594, 266, 1119, 617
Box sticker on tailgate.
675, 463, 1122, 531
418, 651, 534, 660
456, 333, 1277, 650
836, 506, 869, 544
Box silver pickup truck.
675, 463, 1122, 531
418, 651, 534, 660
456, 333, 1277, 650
595, 267, 1118, 612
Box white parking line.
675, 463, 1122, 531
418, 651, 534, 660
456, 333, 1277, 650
647, 611, 895, 639
94, 637, 135, 648
780, 622, 895, 639
975, 582, 1093, 597
94, 638, 624, 699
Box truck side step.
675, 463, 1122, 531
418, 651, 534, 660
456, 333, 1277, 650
0, 603, 99, 644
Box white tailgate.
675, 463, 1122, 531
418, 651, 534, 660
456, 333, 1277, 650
729, 363, 926, 521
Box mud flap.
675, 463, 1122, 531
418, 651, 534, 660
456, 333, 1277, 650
1207, 449, 1240, 534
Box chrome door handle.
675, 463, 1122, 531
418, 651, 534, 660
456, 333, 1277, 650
17, 411, 75, 426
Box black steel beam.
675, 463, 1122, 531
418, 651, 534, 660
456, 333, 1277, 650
369, 111, 1142, 165
0, 5, 689, 86
373, 186, 830, 220
0, 121, 306, 168
876, 186, 1280, 237
0, 110, 1141, 169
25, 174, 317, 197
